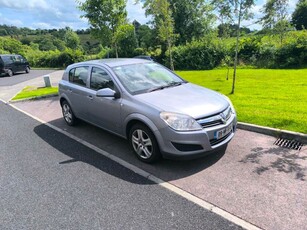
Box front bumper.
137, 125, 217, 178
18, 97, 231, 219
154, 113, 237, 159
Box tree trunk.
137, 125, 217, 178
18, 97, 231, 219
231, 3, 242, 94
168, 39, 174, 71
226, 66, 230, 80
115, 43, 118, 58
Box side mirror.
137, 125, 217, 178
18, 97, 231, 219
96, 88, 120, 99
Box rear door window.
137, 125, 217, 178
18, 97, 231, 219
69, 66, 89, 87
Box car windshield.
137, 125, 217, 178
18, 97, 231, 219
112, 62, 186, 95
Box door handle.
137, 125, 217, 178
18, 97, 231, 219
68, 89, 73, 93
87, 95, 93, 100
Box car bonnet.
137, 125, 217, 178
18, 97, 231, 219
134, 83, 229, 119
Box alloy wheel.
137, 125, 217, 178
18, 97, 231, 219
131, 129, 153, 159
63, 103, 72, 124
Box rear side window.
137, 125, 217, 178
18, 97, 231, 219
1, 56, 14, 65
69, 66, 89, 86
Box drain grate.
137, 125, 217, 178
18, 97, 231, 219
274, 138, 303, 150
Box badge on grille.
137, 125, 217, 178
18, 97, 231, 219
220, 113, 227, 124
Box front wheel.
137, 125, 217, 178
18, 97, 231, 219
129, 124, 161, 163
61, 100, 78, 126
25, 66, 30, 73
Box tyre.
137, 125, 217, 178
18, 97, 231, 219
7, 69, 13, 77
61, 100, 78, 126
129, 124, 161, 163
25, 66, 30, 73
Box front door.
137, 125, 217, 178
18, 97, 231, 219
86, 66, 122, 134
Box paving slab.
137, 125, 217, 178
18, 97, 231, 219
12, 98, 307, 230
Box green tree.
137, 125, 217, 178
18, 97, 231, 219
168, 0, 214, 44
64, 28, 81, 50
136, 24, 155, 49
143, 0, 177, 70
225, 0, 255, 94
38, 36, 57, 51
113, 23, 137, 57
140, 0, 213, 45
292, 0, 307, 30
0, 28, 8, 36
78, 0, 128, 58
212, 0, 232, 38
260, 0, 291, 44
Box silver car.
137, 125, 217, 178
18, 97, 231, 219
59, 59, 237, 163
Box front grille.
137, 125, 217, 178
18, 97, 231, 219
201, 120, 224, 128
274, 138, 303, 150
210, 132, 232, 146
197, 107, 232, 128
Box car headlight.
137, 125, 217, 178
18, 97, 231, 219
160, 112, 202, 131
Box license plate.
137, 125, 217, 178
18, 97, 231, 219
214, 124, 233, 140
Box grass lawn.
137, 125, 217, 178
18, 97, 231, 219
176, 69, 307, 134
12, 86, 58, 101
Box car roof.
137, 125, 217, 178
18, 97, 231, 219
69, 58, 151, 69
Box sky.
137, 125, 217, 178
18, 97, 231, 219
0, 0, 298, 31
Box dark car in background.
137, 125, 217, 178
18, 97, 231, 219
0, 54, 30, 77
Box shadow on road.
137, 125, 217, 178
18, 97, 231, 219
35, 117, 227, 182
34, 123, 156, 185
240, 147, 306, 181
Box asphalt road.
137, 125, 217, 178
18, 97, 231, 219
0, 69, 56, 86
13, 97, 307, 230
0, 101, 242, 230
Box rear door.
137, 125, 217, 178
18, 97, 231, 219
65, 66, 91, 120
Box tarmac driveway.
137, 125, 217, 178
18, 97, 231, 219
0, 69, 56, 87
13, 97, 307, 230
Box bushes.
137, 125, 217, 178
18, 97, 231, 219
169, 40, 225, 70
1, 30, 306, 70
274, 32, 307, 68
0, 37, 29, 56
166, 30, 307, 70
26, 49, 85, 68
237, 37, 261, 65
254, 30, 307, 68
0, 37, 86, 68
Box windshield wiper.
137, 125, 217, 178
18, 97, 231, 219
148, 81, 184, 92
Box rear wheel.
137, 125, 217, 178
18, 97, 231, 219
129, 124, 161, 163
7, 69, 13, 77
61, 100, 78, 126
